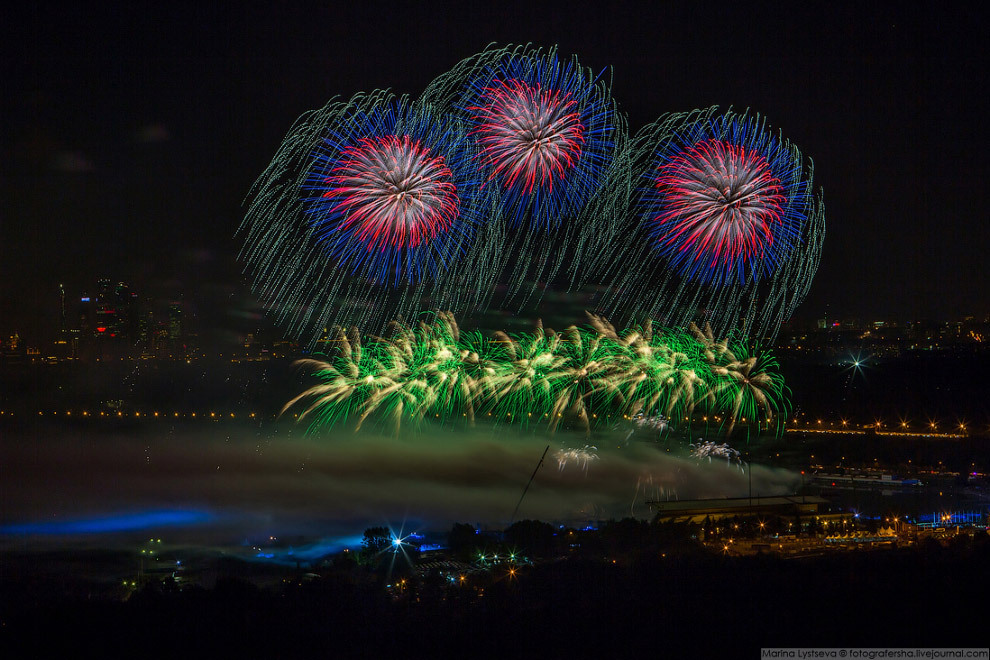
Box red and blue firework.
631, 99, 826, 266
241, 50, 824, 344
304, 100, 486, 285
458, 48, 616, 230
640, 113, 809, 287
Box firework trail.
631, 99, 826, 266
631, 472, 679, 517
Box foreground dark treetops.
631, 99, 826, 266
2, 523, 988, 656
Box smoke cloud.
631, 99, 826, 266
1, 422, 800, 548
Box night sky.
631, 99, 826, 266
2, 2, 986, 342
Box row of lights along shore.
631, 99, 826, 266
0, 410, 979, 436
0, 410, 256, 419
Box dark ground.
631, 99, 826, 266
2, 533, 988, 657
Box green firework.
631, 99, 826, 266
283, 313, 790, 439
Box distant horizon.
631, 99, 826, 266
4, 269, 989, 347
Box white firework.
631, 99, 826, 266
689, 439, 744, 470
555, 445, 599, 473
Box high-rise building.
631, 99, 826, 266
167, 302, 182, 341
75, 279, 140, 360
59, 283, 67, 336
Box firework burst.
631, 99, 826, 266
555, 445, 599, 473
593, 108, 824, 340
415, 44, 631, 310
708, 340, 789, 438
282, 313, 789, 439
240, 91, 499, 343
470, 78, 585, 197
301, 96, 494, 287
651, 138, 789, 286
449, 45, 619, 231
319, 135, 458, 254
242, 49, 823, 348
689, 440, 744, 470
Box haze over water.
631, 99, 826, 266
1, 423, 800, 550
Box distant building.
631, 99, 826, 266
648, 495, 829, 524
72, 279, 140, 360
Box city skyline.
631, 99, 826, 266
3, 273, 989, 353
